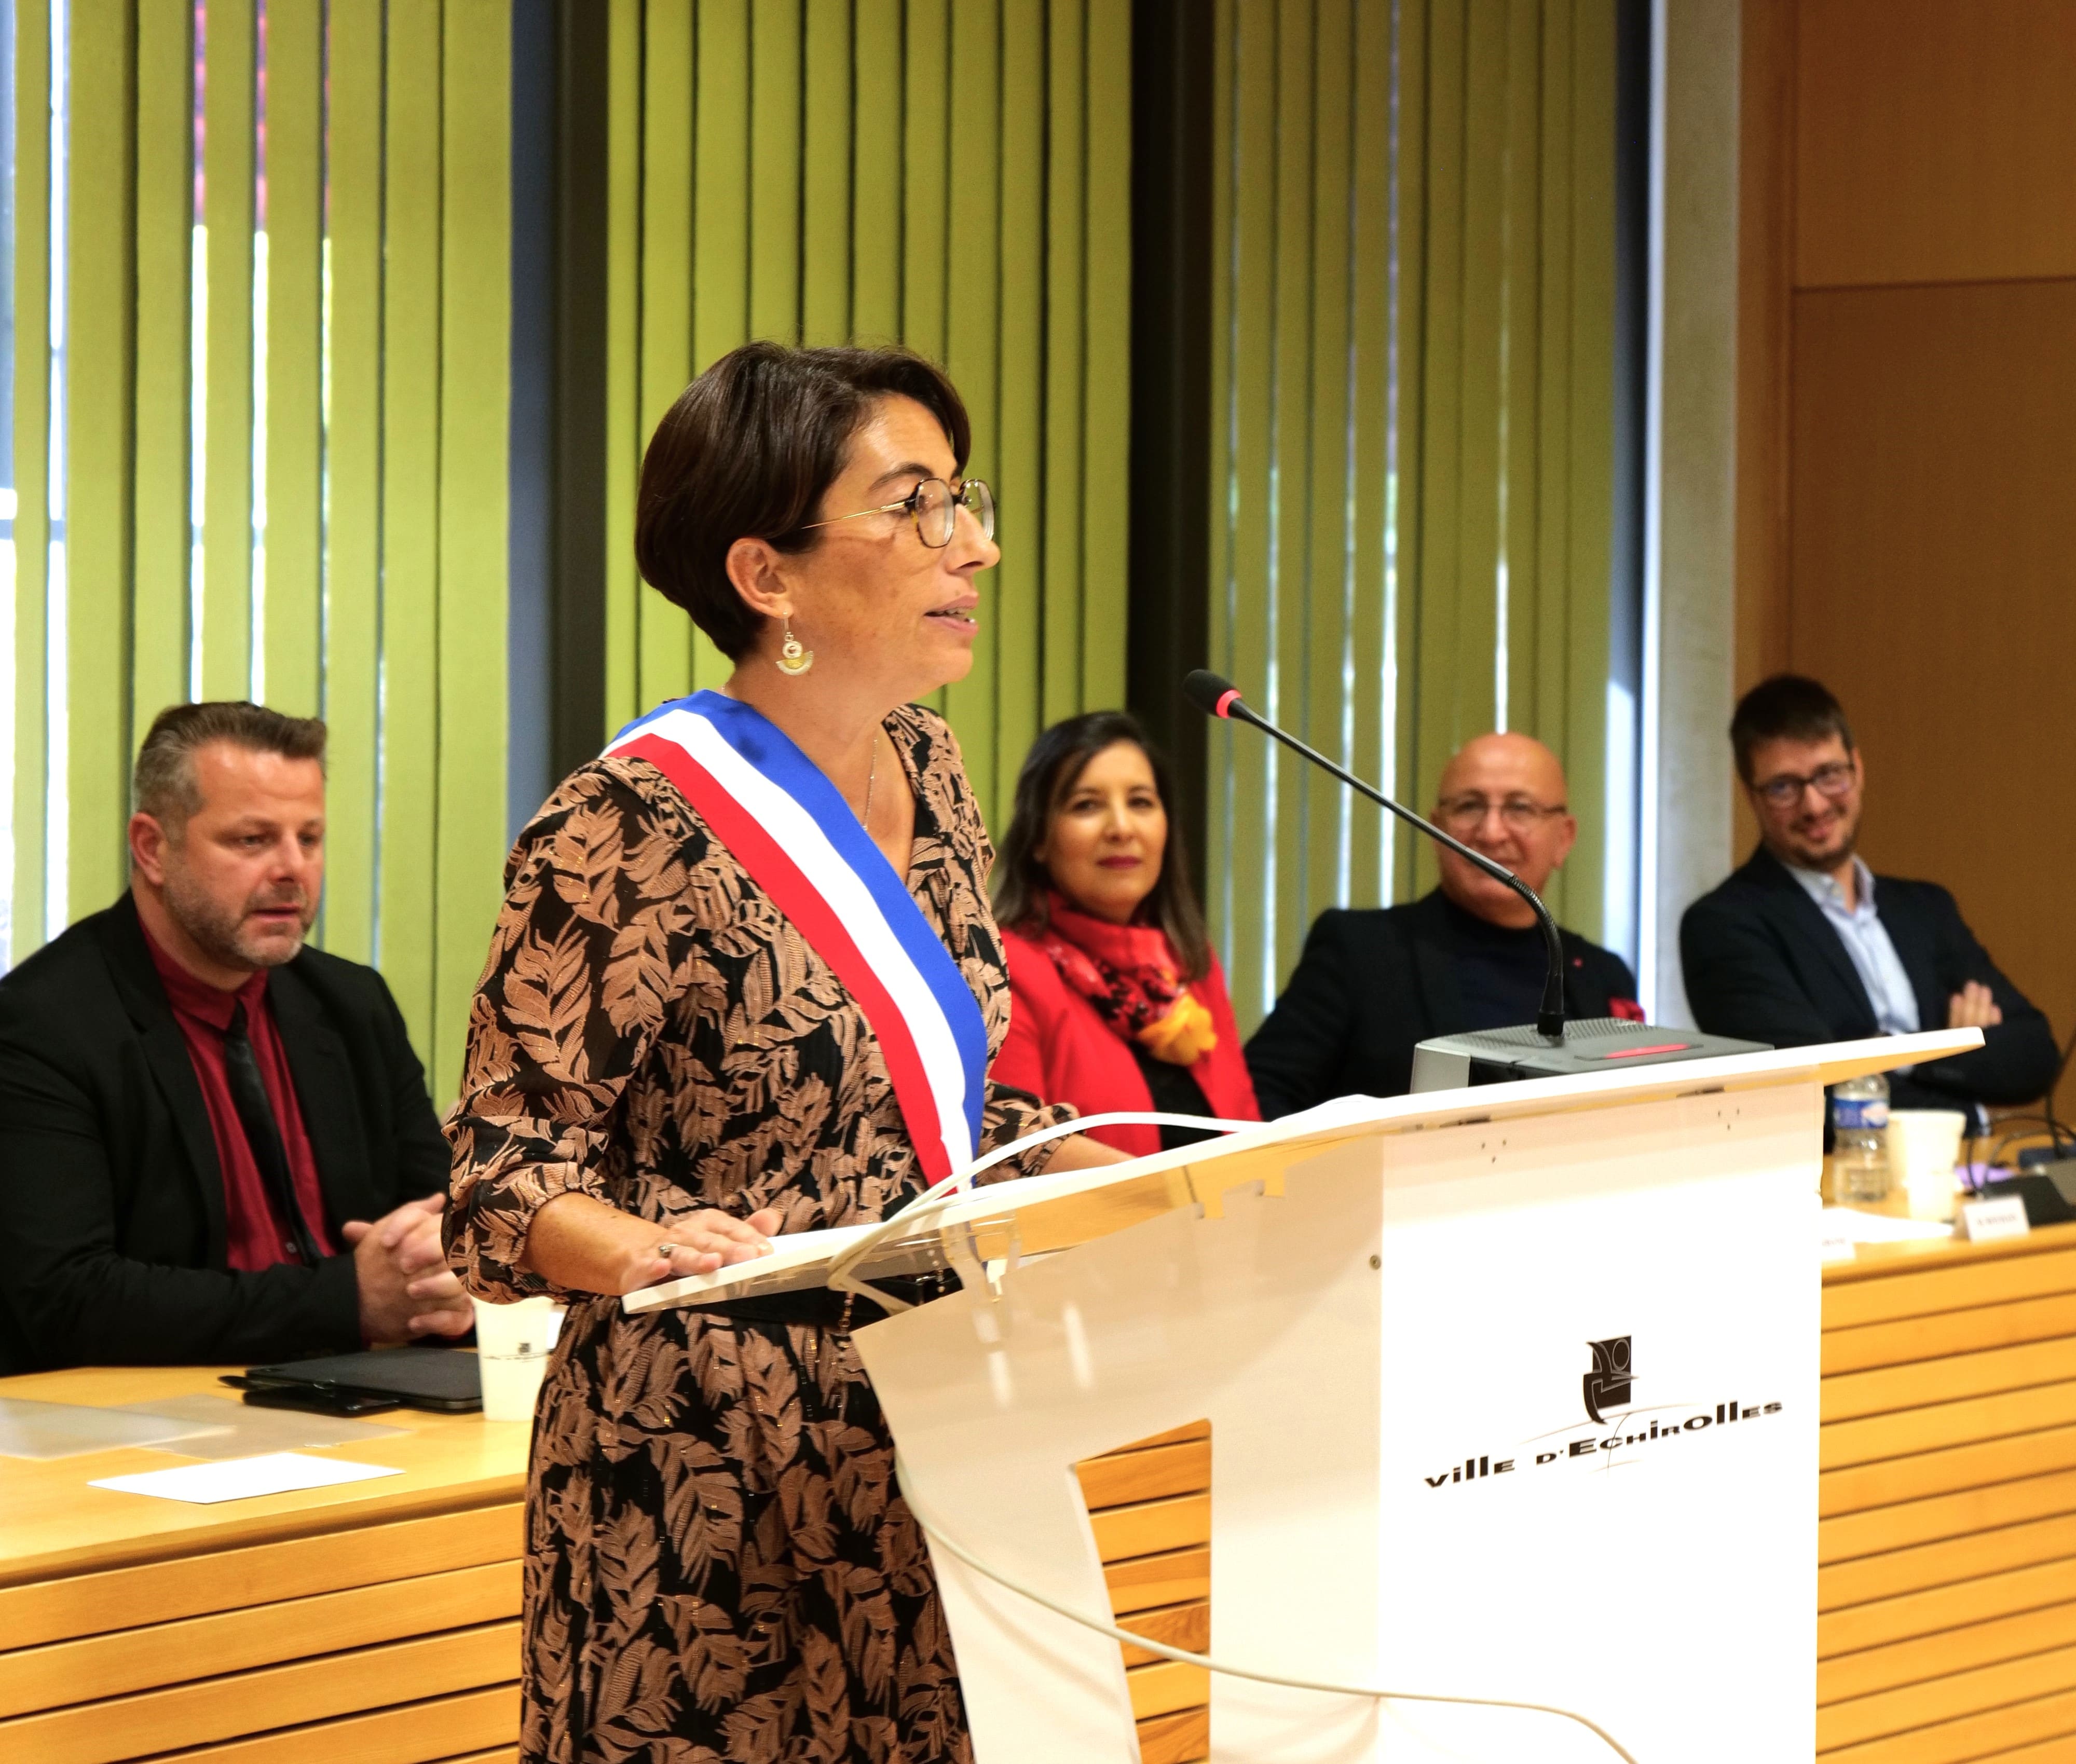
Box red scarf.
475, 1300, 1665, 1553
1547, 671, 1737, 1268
1035, 893, 1219, 1066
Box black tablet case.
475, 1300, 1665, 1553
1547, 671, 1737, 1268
242, 1348, 482, 1411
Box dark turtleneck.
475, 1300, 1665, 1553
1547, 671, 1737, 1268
1437, 890, 1549, 1032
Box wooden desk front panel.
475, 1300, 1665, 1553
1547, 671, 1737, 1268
1076, 1421, 1212, 1764
1821, 1224, 2076, 1762
0, 1369, 528, 1764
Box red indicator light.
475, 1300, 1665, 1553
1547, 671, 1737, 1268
1600, 1042, 1694, 1060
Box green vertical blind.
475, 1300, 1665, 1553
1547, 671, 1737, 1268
1207, 0, 1621, 1026
602, 0, 1132, 828
5, 0, 514, 1105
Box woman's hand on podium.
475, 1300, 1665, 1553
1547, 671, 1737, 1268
521, 1192, 780, 1295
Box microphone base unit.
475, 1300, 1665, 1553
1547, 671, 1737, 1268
1978, 1160, 2076, 1227
1410, 1016, 1772, 1092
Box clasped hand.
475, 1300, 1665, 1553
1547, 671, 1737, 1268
344, 1192, 475, 1345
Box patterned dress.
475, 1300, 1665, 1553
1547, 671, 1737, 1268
445, 705, 1072, 1764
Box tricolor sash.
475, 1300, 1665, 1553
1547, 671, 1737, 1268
605, 691, 989, 1182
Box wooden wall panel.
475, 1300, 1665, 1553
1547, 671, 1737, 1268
1732, 0, 1793, 717
1787, 280, 2076, 1057
1739, 0, 2076, 1071
1794, 0, 2076, 290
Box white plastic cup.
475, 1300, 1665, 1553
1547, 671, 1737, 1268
1890, 1110, 1969, 1222
472, 1295, 561, 1422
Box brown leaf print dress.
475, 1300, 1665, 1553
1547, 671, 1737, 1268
445, 704, 1073, 1764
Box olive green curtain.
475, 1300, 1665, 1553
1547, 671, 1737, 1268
8, 0, 514, 1104
4, 0, 1622, 1090
1206, 0, 1620, 1027
599, 0, 1132, 829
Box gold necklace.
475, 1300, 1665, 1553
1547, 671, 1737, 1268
856, 737, 878, 829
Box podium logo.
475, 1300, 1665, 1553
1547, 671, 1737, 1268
1582, 1336, 1633, 1425
1421, 1337, 1786, 1492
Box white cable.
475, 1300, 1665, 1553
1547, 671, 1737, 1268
846, 1115, 1643, 1761
824, 1112, 1260, 1314
896, 1454, 1641, 1764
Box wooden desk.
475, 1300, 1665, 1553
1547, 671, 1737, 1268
0, 1365, 528, 1764
0, 1363, 1168, 1764
1822, 1218, 2076, 1761
19, 1220, 2072, 1764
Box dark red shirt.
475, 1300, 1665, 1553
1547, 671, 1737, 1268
142, 925, 338, 1272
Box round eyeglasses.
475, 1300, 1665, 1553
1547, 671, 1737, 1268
799, 476, 995, 549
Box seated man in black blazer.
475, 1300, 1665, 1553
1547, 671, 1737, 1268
0, 701, 472, 1374
1681, 675, 2057, 1122
1247, 732, 1639, 1112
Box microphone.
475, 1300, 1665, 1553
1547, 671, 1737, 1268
1183, 668, 1567, 1040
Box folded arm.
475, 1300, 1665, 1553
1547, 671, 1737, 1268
1909, 893, 2060, 1106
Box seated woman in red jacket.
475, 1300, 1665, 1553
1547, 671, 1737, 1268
993, 712, 1260, 1157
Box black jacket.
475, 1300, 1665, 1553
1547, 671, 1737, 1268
1679, 847, 2059, 1113
1245, 890, 1641, 1116
0, 895, 450, 1374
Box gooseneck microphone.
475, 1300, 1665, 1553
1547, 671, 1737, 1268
1184, 668, 1568, 1041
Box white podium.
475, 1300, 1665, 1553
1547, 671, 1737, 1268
634, 1029, 1976, 1763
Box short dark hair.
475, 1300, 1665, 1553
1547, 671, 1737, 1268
992, 712, 1213, 982
133, 701, 327, 829
634, 341, 973, 661
1729, 674, 1855, 784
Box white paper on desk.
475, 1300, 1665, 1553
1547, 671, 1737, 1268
88, 1451, 403, 1505
1821, 1206, 1955, 1243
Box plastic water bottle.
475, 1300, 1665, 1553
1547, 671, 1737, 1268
1831, 1072, 1891, 1204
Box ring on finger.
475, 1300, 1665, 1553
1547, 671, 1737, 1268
654, 1242, 682, 1258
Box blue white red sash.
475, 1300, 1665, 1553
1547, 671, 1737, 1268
604, 691, 989, 1183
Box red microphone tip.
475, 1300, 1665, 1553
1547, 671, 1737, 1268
1213, 688, 1242, 720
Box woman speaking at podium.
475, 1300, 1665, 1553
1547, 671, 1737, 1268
446, 343, 1125, 1763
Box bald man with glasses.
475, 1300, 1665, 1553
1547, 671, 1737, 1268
1681, 674, 2057, 1124
1246, 731, 1640, 1112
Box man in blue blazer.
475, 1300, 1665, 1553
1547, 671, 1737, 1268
1681, 675, 2057, 1122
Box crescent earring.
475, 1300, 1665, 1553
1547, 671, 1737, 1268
776, 619, 815, 677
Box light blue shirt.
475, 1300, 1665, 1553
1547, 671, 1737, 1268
1786, 858, 1921, 1058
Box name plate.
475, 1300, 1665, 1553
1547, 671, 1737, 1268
1819, 1225, 1859, 1265
1960, 1195, 2031, 1243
